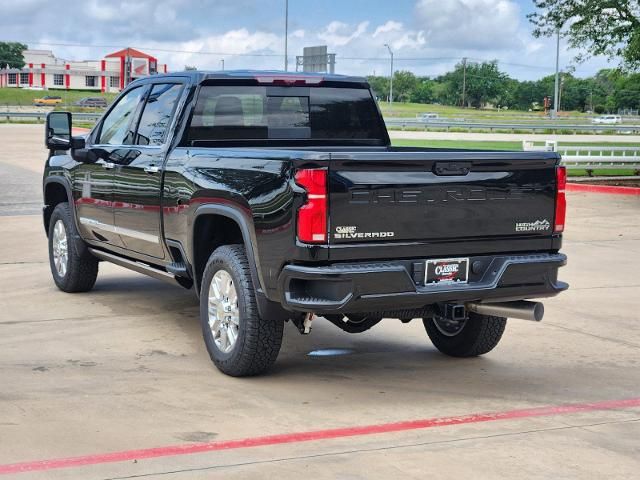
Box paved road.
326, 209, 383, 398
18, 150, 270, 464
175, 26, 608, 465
1, 124, 639, 479
0, 125, 46, 216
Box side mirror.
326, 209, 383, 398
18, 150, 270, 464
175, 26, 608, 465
72, 146, 107, 164
45, 112, 72, 150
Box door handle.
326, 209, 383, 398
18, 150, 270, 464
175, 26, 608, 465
144, 166, 159, 174
103, 162, 115, 170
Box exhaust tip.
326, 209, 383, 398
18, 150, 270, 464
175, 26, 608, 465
531, 302, 545, 322
466, 300, 545, 322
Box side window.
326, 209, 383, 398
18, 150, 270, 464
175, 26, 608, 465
135, 83, 183, 146
98, 87, 145, 145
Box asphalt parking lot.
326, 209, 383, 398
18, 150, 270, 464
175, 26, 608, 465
1, 124, 639, 479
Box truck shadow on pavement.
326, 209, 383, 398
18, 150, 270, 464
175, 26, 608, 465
78, 274, 600, 405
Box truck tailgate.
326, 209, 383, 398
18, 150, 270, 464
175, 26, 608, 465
328, 151, 559, 245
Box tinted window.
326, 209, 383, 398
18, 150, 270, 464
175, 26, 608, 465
135, 83, 183, 146
98, 87, 145, 145
310, 88, 383, 140
188, 85, 385, 145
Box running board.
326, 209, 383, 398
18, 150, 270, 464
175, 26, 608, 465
88, 248, 177, 285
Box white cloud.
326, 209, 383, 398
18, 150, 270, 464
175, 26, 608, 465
318, 21, 369, 47
84, 0, 120, 21
148, 29, 283, 72
373, 21, 403, 38
291, 29, 305, 39
391, 31, 427, 51
415, 0, 522, 50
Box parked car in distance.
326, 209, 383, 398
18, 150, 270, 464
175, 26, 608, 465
74, 97, 108, 108
592, 115, 622, 125
33, 95, 62, 106
42, 71, 568, 377
417, 112, 439, 122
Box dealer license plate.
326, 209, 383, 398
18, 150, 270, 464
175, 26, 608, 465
425, 258, 469, 285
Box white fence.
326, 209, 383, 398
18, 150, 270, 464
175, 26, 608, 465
523, 141, 640, 174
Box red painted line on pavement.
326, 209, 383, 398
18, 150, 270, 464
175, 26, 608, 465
1, 397, 640, 475
567, 183, 640, 195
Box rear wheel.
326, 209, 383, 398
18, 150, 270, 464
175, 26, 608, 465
199, 245, 284, 377
423, 312, 506, 357
48, 203, 99, 293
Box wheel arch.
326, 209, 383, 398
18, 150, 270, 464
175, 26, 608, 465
190, 204, 291, 322
43, 177, 76, 237
190, 204, 264, 297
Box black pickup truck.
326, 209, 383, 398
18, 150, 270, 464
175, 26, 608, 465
43, 71, 568, 376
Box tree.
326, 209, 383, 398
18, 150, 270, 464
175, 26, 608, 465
367, 62, 637, 112
410, 78, 434, 104
512, 80, 549, 110
495, 78, 520, 109
184, 65, 197, 71
438, 61, 509, 108
529, 0, 640, 70
392, 70, 419, 103
613, 72, 640, 109
366, 76, 389, 101
468, 62, 509, 107
0, 42, 27, 69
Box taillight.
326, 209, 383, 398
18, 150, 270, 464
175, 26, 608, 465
295, 169, 327, 243
554, 166, 567, 233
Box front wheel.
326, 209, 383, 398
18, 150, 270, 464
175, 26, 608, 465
423, 312, 507, 357
199, 245, 284, 377
48, 203, 99, 293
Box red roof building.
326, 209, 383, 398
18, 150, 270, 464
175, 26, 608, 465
0, 47, 168, 92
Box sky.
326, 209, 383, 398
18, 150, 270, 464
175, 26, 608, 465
0, 0, 620, 80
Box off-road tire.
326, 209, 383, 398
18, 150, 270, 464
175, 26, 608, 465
48, 202, 99, 293
423, 313, 507, 357
200, 245, 284, 377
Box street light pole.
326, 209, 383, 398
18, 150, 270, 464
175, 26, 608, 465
553, 29, 560, 119
221, 59, 224, 71
558, 74, 565, 113
284, 0, 289, 71
384, 44, 394, 103
461, 57, 468, 108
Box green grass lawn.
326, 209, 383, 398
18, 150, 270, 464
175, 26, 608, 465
379, 101, 590, 123
0, 88, 117, 107
393, 139, 522, 150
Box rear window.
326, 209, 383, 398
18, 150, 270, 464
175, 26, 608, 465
187, 85, 386, 145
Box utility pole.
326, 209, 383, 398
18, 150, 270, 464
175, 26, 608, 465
284, 0, 289, 71
461, 57, 468, 108
553, 29, 560, 119
384, 44, 394, 103
220, 59, 224, 71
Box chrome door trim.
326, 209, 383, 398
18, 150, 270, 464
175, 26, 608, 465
79, 216, 159, 244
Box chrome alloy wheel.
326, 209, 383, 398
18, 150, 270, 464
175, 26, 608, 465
432, 316, 467, 337
208, 270, 240, 353
52, 219, 69, 277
